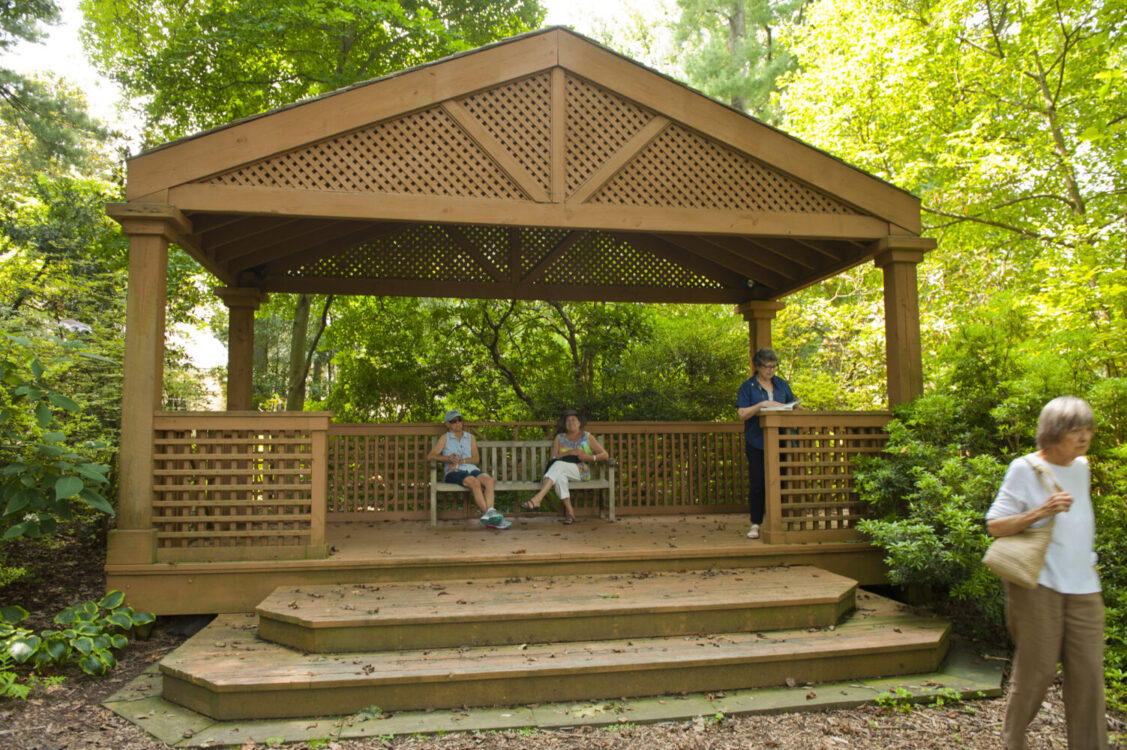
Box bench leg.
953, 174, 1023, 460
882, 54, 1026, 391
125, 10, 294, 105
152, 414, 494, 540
608, 468, 616, 522
430, 485, 437, 527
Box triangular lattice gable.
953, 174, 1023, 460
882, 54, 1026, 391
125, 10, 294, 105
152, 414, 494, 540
204, 71, 853, 217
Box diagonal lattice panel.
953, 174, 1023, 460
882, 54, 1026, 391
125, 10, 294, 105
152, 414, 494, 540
532, 231, 724, 289
286, 225, 494, 283
565, 75, 652, 196
206, 108, 526, 200
461, 225, 513, 277
457, 73, 553, 197
520, 227, 573, 276
591, 124, 856, 214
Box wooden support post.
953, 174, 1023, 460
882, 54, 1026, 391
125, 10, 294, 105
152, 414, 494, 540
736, 301, 785, 375
874, 238, 933, 406
107, 221, 171, 564
215, 287, 267, 410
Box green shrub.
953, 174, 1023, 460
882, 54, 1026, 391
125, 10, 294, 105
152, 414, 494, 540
0, 333, 115, 540
1, 591, 155, 682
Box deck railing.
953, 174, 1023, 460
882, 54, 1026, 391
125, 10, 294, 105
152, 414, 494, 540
151, 412, 330, 561
145, 412, 889, 552
326, 421, 751, 519
760, 411, 891, 544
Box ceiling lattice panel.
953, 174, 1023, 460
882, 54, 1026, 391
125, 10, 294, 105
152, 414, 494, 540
206, 107, 525, 200
591, 124, 856, 214
279, 225, 726, 291
287, 225, 496, 283
532, 231, 723, 289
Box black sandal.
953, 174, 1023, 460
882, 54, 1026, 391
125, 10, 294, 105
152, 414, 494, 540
520, 499, 542, 511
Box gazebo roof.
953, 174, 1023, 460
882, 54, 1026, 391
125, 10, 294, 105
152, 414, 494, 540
111, 27, 931, 303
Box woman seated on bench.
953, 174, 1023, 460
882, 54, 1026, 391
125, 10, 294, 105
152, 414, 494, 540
426, 410, 504, 528
521, 408, 608, 525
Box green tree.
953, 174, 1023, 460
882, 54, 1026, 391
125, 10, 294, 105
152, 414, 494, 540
82, 0, 546, 411
81, 0, 545, 143
0, 1, 105, 164
670, 0, 808, 119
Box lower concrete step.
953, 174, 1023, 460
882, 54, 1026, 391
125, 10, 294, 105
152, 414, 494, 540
161, 591, 949, 720
256, 566, 857, 652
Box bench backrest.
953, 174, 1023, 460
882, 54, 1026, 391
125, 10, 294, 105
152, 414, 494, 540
435, 439, 609, 483
477, 440, 552, 483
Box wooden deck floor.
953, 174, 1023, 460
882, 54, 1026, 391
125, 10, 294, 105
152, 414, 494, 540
107, 514, 887, 615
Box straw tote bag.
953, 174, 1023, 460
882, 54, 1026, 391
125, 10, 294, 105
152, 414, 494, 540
982, 457, 1062, 589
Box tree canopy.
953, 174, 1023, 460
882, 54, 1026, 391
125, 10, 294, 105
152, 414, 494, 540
80, 0, 545, 143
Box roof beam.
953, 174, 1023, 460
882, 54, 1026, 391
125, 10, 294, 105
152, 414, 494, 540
205, 217, 303, 255
260, 275, 752, 304
167, 183, 894, 239
215, 220, 336, 264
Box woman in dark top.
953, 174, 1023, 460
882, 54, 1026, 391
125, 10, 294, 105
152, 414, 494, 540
735, 348, 798, 540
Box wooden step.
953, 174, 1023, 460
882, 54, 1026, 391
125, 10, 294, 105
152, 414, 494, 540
161, 592, 949, 720
256, 566, 857, 652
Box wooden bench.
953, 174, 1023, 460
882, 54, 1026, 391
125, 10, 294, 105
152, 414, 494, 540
429, 439, 616, 525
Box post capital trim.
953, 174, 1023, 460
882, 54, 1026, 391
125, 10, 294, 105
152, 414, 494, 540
215, 286, 268, 310
735, 300, 786, 322
107, 202, 192, 240
873, 235, 935, 269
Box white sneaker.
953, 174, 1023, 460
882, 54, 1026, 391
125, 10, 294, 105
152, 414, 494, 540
480, 508, 501, 524
746, 524, 760, 539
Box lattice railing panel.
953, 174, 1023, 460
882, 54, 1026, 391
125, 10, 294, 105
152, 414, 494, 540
288, 224, 494, 282
762, 413, 890, 543
533, 231, 724, 288
592, 124, 856, 214
206, 107, 525, 200
598, 428, 746, 512
152, 427, 315, 550
327, 422, 753, 520
458, 73, 553, 196
565, 75, 652, 195
328, 429, 435, 514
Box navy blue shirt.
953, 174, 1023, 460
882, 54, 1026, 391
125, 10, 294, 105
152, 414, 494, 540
736, 375, 797, 449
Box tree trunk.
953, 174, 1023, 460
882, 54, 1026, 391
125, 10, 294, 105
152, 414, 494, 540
729, 1, 748, 111
286, 293, 311, 410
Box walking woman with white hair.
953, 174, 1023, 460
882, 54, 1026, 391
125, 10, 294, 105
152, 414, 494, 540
986, 396, 1105, 748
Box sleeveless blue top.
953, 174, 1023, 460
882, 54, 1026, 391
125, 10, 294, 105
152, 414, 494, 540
441, 432, 478, 473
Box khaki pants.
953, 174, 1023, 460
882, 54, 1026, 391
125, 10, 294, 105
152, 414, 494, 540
1004, 582, 1107, 749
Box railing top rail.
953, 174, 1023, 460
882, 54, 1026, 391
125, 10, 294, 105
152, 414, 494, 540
154, 411, 333, 430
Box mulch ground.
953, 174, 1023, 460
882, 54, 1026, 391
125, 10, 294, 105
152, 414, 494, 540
0, 523, 1122, 749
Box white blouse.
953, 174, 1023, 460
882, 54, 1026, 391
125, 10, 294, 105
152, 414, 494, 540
987, 453, 1100, 594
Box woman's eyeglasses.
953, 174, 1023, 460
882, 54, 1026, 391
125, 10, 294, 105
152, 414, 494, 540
448, 417, 463, 423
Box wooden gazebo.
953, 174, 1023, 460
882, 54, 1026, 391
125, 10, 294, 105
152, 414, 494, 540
105, 28, 933, 611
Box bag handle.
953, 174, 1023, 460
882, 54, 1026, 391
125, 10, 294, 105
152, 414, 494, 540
1022, 456, 1064, 494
